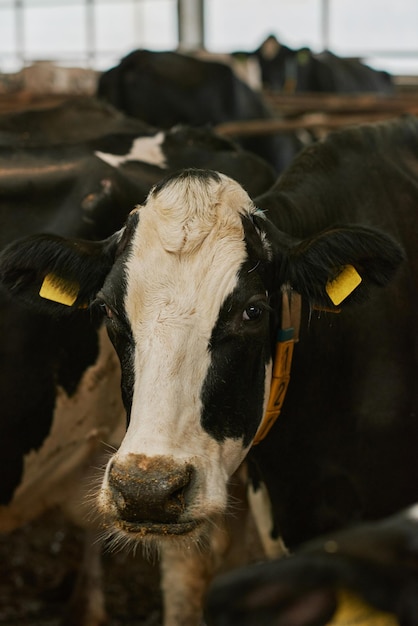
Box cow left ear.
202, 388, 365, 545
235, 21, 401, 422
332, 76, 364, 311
281, 225, 405, 308
0, 230, 122, 315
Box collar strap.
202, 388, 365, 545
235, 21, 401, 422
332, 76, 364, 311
252, 289, 301, 445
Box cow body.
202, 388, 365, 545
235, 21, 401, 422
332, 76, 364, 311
245, 35, 394, 93
252, 116, 418, 547
0, 96, 151, 147
97, 49, 305, 174
206, 504, 418, 626
1, 116, 417, 624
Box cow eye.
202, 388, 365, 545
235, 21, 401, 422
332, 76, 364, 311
243, 303, 264, 322
98, 301, 115, 320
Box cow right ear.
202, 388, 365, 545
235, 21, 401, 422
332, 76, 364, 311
0, 230, 122, 315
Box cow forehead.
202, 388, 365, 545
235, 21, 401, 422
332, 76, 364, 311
125, 172, 258, 331
143, 171, 255, 253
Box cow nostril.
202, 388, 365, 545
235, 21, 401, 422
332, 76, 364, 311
107, 457, 195, 524
165, 474, 191, 515
111, 487, 126, 511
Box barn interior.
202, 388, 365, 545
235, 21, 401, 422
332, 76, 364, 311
1, 1, 418, 625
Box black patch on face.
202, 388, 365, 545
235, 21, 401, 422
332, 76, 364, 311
200, 220, 274, 447
96, 217, 139, 424
103, 307, 134, 423
116, 210, 140, 257
150, 167, 222, 197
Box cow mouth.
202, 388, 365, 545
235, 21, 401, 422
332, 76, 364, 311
117, 519, 201, 537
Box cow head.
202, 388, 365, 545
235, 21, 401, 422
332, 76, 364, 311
0, 169, 403, 546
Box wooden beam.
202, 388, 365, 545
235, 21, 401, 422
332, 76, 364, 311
214, 92, 418, 138
263, 91, 418, 115
215, 111, 418, 138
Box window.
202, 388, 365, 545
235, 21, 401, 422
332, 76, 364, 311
330, 0, 418, 74
0, 0, 177, 72
205, 0, 418, 75
95, 0, 177, 69
0, 0, 417, 75
206, 0, 322, 53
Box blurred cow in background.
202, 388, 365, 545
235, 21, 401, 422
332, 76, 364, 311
97, 49, 309, 174
206, 504, 418, 626
238, 34, 394, 93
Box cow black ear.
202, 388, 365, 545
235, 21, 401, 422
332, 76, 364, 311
282, 225, 405, 308
0, 231, 121, 315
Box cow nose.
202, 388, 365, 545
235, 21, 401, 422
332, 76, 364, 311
107, 454, 194, 524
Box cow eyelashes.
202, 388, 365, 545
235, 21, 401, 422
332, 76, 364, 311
93, 297, 117, 321
101, 303, 115, 320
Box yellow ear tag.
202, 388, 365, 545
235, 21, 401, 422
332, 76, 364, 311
326, 265, 362, 306
328, 589, 399, 625
39, 273, 79, 307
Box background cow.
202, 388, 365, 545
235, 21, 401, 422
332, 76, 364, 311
237, 34, 395, 93
206, 504, 418, 626
97, 49, 306, 174
0, 98, 275, 625
1, 116, 417, 626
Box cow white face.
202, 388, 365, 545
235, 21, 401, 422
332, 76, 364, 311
96, 170, 274, 542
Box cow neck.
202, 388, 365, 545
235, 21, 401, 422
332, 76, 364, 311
252, 288, 301, 445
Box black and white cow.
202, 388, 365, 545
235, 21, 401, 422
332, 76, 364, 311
240, 34, 394, 93
97, 49, 306, 174
0, 98, 275, 624
1, 115, 418, 626
0, 95, 150, 147
206, 503, 418, 626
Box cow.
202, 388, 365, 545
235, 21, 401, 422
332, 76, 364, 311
97, 49, 306, 174
0, 98, 275, 625
1, 115, 417, 626
0, 95, 151, 146
0, 98, 275, 247
239, 34, 394, 94
206, 503, 418, 626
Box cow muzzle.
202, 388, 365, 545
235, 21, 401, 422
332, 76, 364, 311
105, 453, 200, 536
